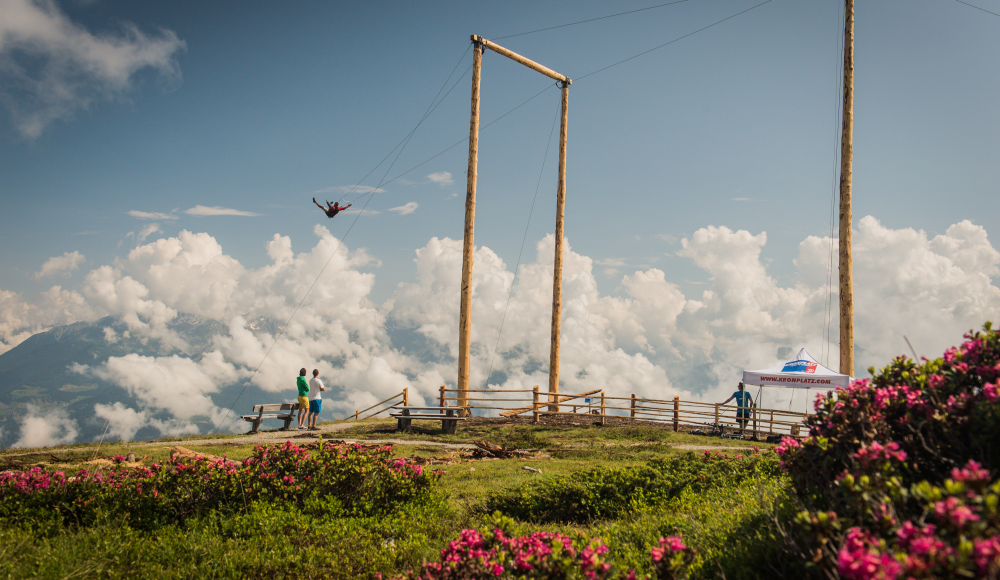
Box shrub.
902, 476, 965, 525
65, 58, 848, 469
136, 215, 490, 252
775, 323, 1000, 578
486, 449, 780, 524
0, 439, 438, 530
388, 517, 697, 580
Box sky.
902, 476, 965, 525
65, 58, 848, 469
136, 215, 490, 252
1, 0, 999, 444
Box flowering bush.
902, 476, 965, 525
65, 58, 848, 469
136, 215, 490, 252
388, 521, 696, 580
775, 323, 1000, 578
0, 439, 438, 530
486, 448, 779, 524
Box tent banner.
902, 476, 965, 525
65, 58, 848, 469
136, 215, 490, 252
742, 348, 851, 390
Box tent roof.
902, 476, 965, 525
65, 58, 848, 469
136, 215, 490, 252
742, 348, 851, 389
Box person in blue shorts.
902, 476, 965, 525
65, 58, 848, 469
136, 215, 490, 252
306, 369, 326, 431
721, 382, 754, 431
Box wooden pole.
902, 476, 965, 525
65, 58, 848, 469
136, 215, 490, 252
839, 0, 855, 378
714, 403, 720, 427
403, 387, 409, 407
439, 384, 446, 407
532, 385, 540, 423
672, 396, 679, 432
630, 394, 636, 418
600, 391, 606, 425
548, 82, 569, 411
474, 36, 571, 84
457, 41, 483, 416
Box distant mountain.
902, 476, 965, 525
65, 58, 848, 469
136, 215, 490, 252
0, 315, 276, 448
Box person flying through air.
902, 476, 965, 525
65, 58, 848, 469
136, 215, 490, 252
313, 197, 352, 218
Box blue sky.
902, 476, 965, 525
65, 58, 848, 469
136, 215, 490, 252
2, 0, 996, 303
2, 0, 1000, 444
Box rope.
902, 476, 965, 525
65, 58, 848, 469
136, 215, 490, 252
210, 44, 476, 434
333, 44, 473, 205
482, 99, 562, 389
823, 0, 847, 367
953, 0, 1000, 18
575, 0, 776, 81
492, 0, 692, 40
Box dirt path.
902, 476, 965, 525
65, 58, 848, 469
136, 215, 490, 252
3, 422, 763, 458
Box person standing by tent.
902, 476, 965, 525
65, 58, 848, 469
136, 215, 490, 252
721, 382, 755, 433
296, 368, 310, 429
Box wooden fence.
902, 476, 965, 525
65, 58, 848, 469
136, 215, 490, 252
437, 385, 807, 438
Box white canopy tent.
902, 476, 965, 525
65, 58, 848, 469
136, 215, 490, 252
742, 348, 852, 390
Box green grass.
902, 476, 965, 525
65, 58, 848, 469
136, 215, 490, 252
0, 420, 791, 579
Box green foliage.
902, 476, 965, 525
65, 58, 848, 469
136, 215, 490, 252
485, 449, 780, 524
0, 499, 460, 580
774, 323, 1000, 578
0, 440, 437, 531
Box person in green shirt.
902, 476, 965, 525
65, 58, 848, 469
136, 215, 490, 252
296, 368, 310, 429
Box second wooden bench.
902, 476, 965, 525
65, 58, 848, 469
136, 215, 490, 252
389, 405, 467, 435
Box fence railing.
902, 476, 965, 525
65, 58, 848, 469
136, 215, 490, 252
352, 388, 409, 421
435, 385, 808, 438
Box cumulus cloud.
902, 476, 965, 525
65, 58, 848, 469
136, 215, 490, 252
128, 210, 176, 220
2, 215, 998, 442
0, 0, 186, 139
136, 223, 161, 243
427, 172, 453, 186
184, 205, 261, 217
13, 404, 79, 448
389, 202, 419, 216
32, 250, 84, 280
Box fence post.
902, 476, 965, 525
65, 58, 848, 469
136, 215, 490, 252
672, 396, 679, 432
403, 387, 409, 407
769, 410, 774, 434
355, 409, 359, 421
439, 384, 445, 407
714, 403, 719, 426
600, 391, 606, 426
630, 394, 636, 418
532, 385, 540, 423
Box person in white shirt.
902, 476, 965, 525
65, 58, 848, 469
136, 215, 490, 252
307, 369, 326, 430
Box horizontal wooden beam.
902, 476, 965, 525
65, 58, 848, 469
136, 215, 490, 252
472, 35, 571, 84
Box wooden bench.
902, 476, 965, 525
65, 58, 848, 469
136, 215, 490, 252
241, 403, 301, 433
390, 405, 467, 435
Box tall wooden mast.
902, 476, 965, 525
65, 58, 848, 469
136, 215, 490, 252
839, 0, 855, 377
457, 41, 483, 413
548, 81, 569, 410
456, 36, 570, 412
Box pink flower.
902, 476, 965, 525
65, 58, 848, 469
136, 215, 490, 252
933, 497, 980, 529
973, 536, 1000, 572
951, 460, 990, 484
984, 382, 999, 403
837, 528, 902, 580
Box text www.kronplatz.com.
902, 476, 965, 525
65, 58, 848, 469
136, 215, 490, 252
759, 376, 833, 384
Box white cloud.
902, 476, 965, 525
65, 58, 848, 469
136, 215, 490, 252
13, 404, 79, 448
427, 172, 453, 186
32, 251, 84, 280
136, 223, 161, 243
2, 215, 998, 441
184, 206, 261, 217
87, 352, 241, 426
128, 210, 177, 220
389, 202, 419, 215
0, 0, 186, 139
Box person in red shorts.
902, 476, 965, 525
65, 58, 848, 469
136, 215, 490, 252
313, 197, 351, 218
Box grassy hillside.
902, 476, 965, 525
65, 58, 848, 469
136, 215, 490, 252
0, 419, 788, 579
